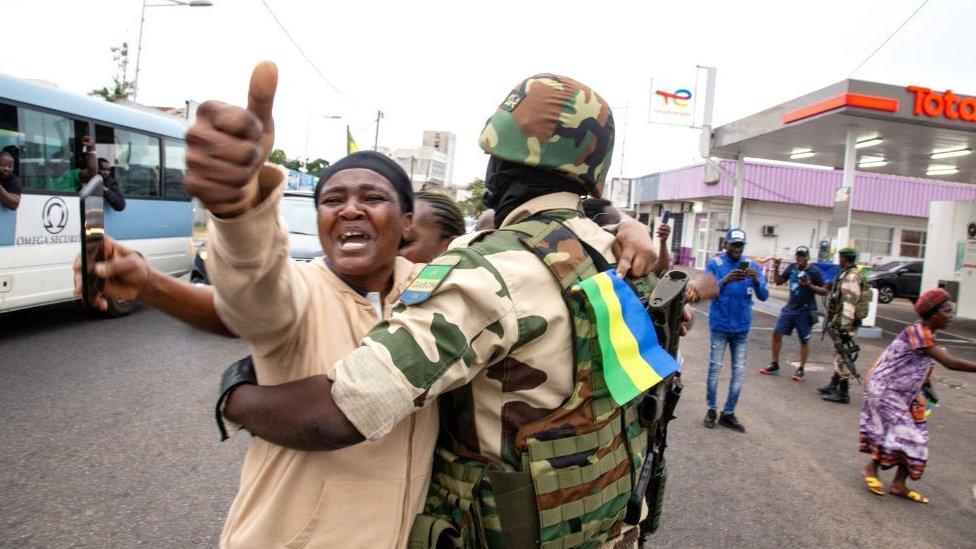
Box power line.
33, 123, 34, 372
258, 0, 348, 100
742, 177, 805, 204
706, 158, 806, 203
850, 0, 930, 76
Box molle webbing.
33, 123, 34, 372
508, 215, 646, 548
525, 405, 638, 463
410, 213, 647, 549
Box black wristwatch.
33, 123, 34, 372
215, 356, 257, 441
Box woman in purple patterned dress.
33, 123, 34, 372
859, 288, 976, 503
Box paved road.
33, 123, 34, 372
666, 298, 976, 548
0, 301, 251, 547
1, 298, 974, 548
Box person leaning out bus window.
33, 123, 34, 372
97, 158, 126, 211
52, 135, 98, 192
0, 151, 22, 210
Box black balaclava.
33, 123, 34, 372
483, 156, 587, 227
313, 150, 413, 213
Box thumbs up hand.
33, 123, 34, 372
185, 61, 278, 216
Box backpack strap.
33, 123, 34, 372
502, 211, 609, 291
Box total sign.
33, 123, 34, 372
649, 78, 696, 127
907, 86, 976, 122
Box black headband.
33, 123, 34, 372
313, 150, 413, 214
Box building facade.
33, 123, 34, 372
423, 130, 456, 187
612, 160, 976, 270
922, 200, 976, 318
378, 130, 457, 195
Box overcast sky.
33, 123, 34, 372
2, 0, 972, 186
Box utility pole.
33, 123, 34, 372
373, 110, 384, 150
133, 0, 212, 102
133, 0, 148, 101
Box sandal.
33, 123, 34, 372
863, 476, 885, 496
890, 488, 929, 504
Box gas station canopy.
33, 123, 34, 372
710, 79, 976, 184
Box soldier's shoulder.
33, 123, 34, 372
447, 230, 486, 250
438, 229, 549, 290
460, 227, 535, 258
409, 236, 528, 302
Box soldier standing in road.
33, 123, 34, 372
196, 71, 712, 548
820, 247, 863, 404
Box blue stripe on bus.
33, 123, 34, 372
0, 206, 14, 245
0, 73, 186, 139
104, 200, 193, 240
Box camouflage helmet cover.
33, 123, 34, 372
478, 74, 615, 197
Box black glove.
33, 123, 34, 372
215, 356, 257, 441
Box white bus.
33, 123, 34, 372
0, 73, 192, 316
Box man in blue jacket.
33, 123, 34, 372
703, 228, 768, 432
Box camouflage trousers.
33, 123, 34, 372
833, 328, 858, 380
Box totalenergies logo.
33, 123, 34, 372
907, 85, 976, 122
655, 88, 693, 108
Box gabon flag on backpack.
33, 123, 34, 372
576, 269, 681, 406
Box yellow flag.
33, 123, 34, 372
347, 126, 359, 155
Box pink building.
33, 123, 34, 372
610, 160, 976, 269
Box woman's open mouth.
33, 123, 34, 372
338, 230, 371, 251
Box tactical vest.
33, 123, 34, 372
409, 214, 663, 549
828, 267, 870, 325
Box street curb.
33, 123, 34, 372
753, 297, 883, 338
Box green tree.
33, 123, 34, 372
89, 80, 135, 103
268, 149, 305, 171
89, 43, 135, 103
458, 178, 486, 217
305, 158, 330, 177
268, 149, 288, 165
283, 158, 304, 171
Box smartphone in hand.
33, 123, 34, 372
738, 260, 750, 271
79, 175, 105, 309
661, 210, 672, 225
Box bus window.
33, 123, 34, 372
10, 106, 87, 192
96, 125, 161, 198
163, 139, 188, 200
0, 103, 19, 174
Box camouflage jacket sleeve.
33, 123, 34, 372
839, 270, 861, 329
205, 165, 309, 356
330, 248, 519, 440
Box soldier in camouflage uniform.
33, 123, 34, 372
820, 247, 863, 404
216, 73, 695, 548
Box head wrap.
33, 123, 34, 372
915, 288, 951, 319
415, 191, 465, 238
484, 156, 585, 228
313, 150, 413, 213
